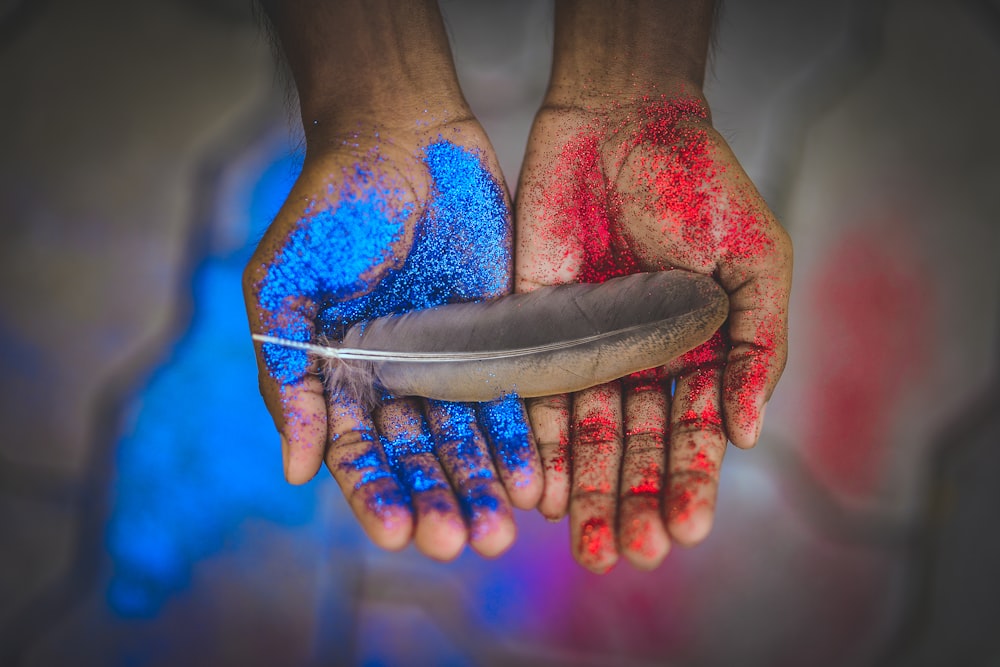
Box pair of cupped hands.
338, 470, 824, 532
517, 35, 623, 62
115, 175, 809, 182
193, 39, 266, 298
243, 91, 792, 574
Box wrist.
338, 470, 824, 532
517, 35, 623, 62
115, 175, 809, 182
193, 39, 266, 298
545, 0, 715, 110
264, 0, 471, 146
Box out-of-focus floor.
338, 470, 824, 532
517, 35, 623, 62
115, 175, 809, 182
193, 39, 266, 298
1, 0, 999, 665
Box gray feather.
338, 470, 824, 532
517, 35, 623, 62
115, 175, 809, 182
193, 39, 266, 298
253, 271, 728, 402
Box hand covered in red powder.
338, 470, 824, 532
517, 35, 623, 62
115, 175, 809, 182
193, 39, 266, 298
516, 92, 792, 572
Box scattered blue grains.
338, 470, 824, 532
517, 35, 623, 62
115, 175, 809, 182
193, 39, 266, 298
315, 139, 510, 337
257, 138, 522, 513
478, 395, 533, 478
259, 167, 411, 383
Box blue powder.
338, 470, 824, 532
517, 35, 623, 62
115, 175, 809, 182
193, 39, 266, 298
257, 139, 528, 515
258, 167, 411, 383
344, 445, 396, 488
478, 395, 533, 480
314, 139, 511, 335
466, 490, 501, 513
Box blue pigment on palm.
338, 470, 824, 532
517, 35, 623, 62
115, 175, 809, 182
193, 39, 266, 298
258, 168, 411, 382
261, 139, 530, 511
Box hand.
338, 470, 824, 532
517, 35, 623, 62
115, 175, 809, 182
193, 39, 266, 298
244, 1, 541, 561
516, 91, 792, 571
244, 121, 543, 560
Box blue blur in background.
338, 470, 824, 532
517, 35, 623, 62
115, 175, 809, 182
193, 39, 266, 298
106, 151, 314, 616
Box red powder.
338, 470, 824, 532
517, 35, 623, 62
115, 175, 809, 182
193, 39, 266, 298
689, 450, 717, 475
629, 462, 662, 496
666, 487, 696, 524
542, 126, 640, 283
579, 516, 614, 561
545, 439, 569, 475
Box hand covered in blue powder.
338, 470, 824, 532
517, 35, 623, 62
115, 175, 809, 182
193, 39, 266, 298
244, 123, 543, 560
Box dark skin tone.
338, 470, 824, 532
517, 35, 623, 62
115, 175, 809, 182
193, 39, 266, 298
246, 0, 792, 572
245, 0, 542, 561
516, 0, 792, 572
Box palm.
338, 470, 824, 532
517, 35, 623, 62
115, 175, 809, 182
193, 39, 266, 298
245, 122, 542, 560
515, 97, 791, 572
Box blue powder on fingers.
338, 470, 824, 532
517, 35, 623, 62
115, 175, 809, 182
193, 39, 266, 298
426, 399, 509, 523
345, 447, 396, 489
478, 395, 533, 477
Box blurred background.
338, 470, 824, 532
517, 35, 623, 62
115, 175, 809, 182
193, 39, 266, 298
1, 0, 998, 665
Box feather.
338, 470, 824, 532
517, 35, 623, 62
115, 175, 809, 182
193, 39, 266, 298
254, 271, 728, 403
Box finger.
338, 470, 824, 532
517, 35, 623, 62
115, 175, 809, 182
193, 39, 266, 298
324, 389, 412, 551
375, 398, 467, 561
618, 369, 671, 569
719, 245, 791, 447
568, 382, 623, 574
425, 400, 516, 558
666, 362, 727, 547
252, 338, 328, 485
526, 394, 572, 520
245, 256, 327, 485
477, 396, 543, 511
612, 121, 792, 448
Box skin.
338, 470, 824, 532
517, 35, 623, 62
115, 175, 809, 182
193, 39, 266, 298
516, 0, 793, 573
243, 0, 542, 561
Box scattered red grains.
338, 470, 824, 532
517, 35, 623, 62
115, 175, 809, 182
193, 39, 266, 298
579, 516, 614, 560
629, 462, 662, 496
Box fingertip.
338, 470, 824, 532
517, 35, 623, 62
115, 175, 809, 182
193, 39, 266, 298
619, 494, 670, 570
280, 433, 290, 479
414, 510, 468, 562
727, 399, 767, 449
507, 475, 544, 511
283, 431, 325, 485
365, 506, 414, 553
667, 504, 715, 547
470, 516, 517, 559
623, 537, 670, 571
576, 548, 618, 575
537, 486, 569, 521
285, 460, 321, 485
573, 515, 619, 574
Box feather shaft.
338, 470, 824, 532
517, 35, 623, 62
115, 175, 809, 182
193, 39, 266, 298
254, 271, 729, 402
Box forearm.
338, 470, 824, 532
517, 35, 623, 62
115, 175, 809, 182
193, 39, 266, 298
260, 0, 469, 144
546, 0, 718, 108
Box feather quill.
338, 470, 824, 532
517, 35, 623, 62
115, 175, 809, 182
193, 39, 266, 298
254, 271, 728, 402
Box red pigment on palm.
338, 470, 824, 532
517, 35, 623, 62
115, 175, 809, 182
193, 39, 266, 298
544, 123, 639, 283
631, 98, 773, 265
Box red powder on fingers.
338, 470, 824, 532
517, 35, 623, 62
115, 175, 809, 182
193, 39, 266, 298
621, 500, 662, 558
546, 441, 569, 475
724, 313, 781, 434
628, 462, 662, 496
689, 450, 717, 475
574, 414, 620, 445
579, 516, 615, 561
666, 477, 713, 525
